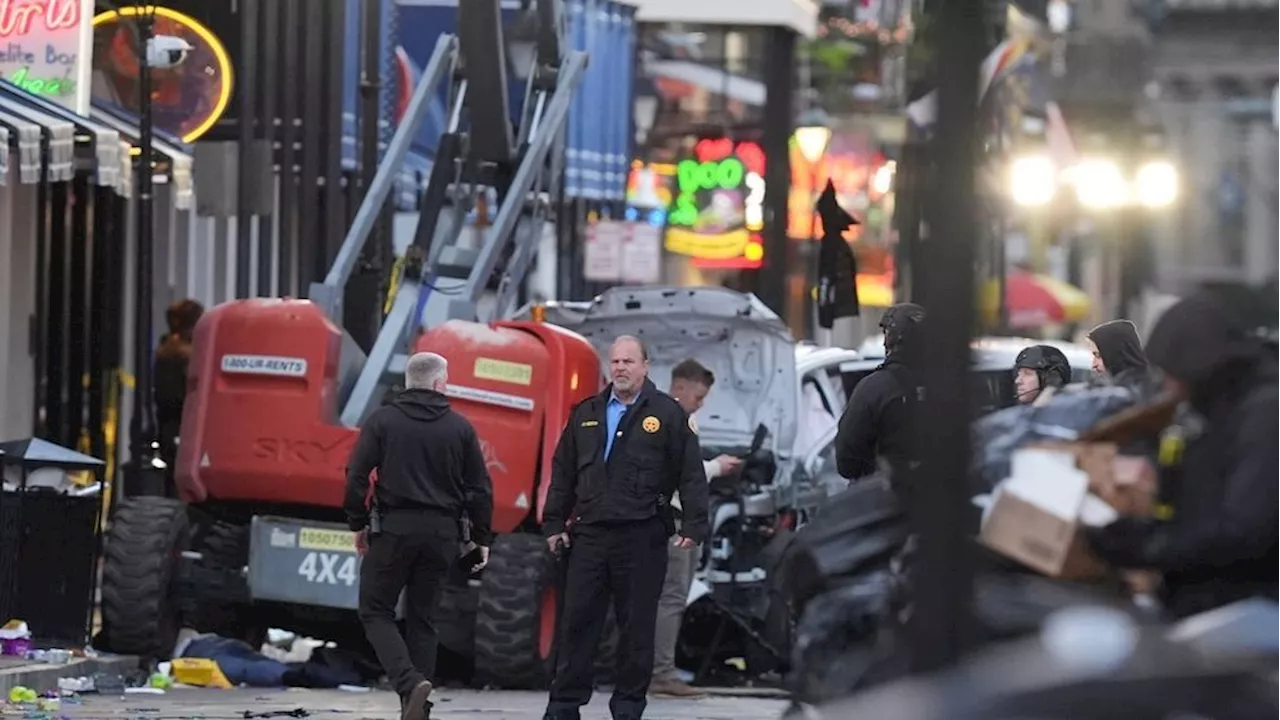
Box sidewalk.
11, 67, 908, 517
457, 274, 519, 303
0, 653, 139, 694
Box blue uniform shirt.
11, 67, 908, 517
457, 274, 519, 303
604, 391, 634, 459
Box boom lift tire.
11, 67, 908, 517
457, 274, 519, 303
474, 533, 558, 689
100, 497, 190, 659
182, 521, 264, 647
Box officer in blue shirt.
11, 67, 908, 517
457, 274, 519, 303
542, 335, 709, 720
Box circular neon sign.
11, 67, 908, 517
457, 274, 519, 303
91, 6, 233, 143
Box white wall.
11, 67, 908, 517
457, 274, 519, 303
629, 0, 819, 37
0, 168, 38, 442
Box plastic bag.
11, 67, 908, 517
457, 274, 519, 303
971, 386, 1137, 494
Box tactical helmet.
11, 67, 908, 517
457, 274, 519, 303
880, 303, 926, 357
1014, 344, 1072, 390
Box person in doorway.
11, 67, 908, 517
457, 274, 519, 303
650, 359, 742, 699
154, 298, 203, 495
343, 352, 494, 720
835, 303, 926, 482
1085, 293, 1278, 619
1012, 344, 1072, 405
542, 336, 709, 720
1087, 319, 1155, 396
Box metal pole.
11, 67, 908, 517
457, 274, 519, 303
128, 6, 160, 493
907, 0, 984, 674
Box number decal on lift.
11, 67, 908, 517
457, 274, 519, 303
297, 552, 358, 586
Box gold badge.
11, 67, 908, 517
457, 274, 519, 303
580, 420, 599, 427
642, 416, 661, 433
688, 416, 698, 435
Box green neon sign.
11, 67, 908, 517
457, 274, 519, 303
6, 66, 75, 97
669, 156, 746, 227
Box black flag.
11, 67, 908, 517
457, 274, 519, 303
815, 180, 861, 329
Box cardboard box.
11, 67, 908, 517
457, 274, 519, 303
979, 448, 1114, 580
1029, 441, 1156, 516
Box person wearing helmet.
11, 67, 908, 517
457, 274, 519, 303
1012, 344, 1072, 404
836, 303, 926, 482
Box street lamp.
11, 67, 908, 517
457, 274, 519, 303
1008, 153, 1056, 207
1072, 157, 1130, 210
1134, 159, 1179, 209
795, 109, 833, 168
794, 107, 832, 340
98, 2, 185, 495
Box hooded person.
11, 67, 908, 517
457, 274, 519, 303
1086, 319, 1155, 396
835, 303, 926, 482
1085, 293, 1278, 619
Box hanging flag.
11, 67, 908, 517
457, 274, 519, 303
905, 38, 1034, 129
815, 180, 861, 329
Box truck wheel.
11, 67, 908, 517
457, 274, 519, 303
100, 497, 190, 658
474, 533, 558, 689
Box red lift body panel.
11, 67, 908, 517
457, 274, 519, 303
177, 307, 601, 534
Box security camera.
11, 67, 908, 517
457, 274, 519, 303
146, 35, 193, 70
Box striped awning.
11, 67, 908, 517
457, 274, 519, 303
88, 103, 195, 210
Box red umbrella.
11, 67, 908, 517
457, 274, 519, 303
1000, 271, 1091, 328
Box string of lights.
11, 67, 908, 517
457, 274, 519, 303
817, 15, 914, 45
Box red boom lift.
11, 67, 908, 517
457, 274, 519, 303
98, 0, 602, 687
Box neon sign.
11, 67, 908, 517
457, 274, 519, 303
92, 6, 234, 143
0, 0, 80, 36
0, 0, 90, 111
664, 138, 766, 267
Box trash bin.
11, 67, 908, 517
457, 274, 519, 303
0, 438, 107, 647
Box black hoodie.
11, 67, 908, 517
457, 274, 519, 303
1088, 319, 1148, 377
1087, 294, 1278, 618
343, 389, 494, 544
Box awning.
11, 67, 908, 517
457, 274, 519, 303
2, 81, 126, 191
981, 272, 1092, 329
0, 105, 42, 184
88, 103, 194, 210
645, 59, 766, 107
0, 92, 74, 182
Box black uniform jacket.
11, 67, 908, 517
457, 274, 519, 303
543, 378, 710, 545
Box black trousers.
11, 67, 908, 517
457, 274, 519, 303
357, 529, 452, 696
546, 517, 669, 720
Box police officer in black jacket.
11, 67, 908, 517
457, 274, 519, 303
344, 352, 494, 720
542, 335, 709, 720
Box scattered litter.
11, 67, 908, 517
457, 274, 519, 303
93, 672, 127, 695
7, 685, 36, 703
58, 676, 95, 693
337, 684, 370, 693
125, 686, 166, 695
25, 648, 72, 664
0, 620, 32, 656
242, 709, 309, 719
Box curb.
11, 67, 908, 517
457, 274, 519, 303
0, 655, 139, 694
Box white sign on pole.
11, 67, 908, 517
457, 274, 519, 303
583, 220, 623, 282
621, 222, 662, 284
0, 0, 94, 114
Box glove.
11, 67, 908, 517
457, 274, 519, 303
1084, 516, 1165, 569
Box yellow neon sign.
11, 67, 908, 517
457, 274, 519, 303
92, 5, 234, 143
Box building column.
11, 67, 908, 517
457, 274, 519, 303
758, 25, 796, 322
1185, 99, 1227, 273
1244, 119, 1278, 283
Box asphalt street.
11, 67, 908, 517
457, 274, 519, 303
12, 687, 789, 720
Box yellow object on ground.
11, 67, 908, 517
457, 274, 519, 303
170, 658, 234, 689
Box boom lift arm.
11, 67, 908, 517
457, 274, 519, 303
304, 0, 586, 428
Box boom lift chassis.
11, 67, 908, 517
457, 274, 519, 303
315, 0, 586, 425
